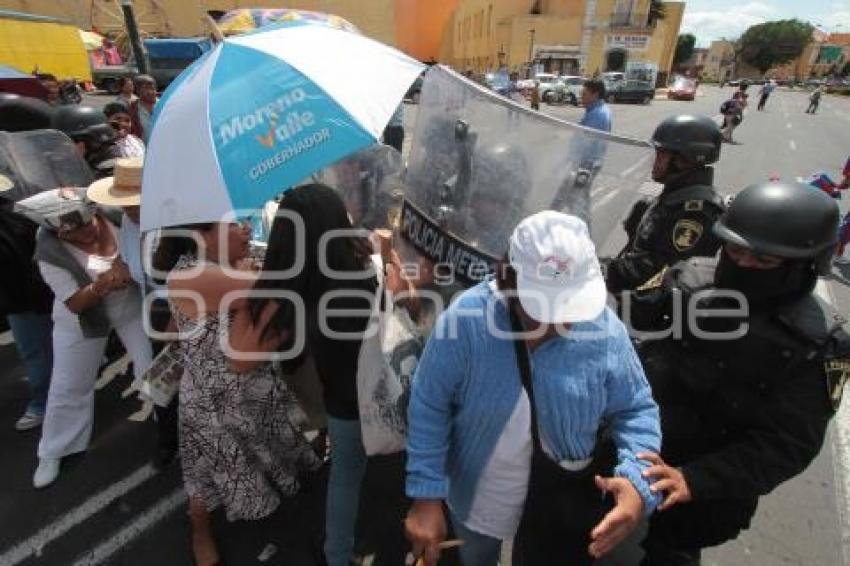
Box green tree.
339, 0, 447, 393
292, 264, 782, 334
738, 19, 814, 74
673, 33, 697, 65
648, 0, 667, 26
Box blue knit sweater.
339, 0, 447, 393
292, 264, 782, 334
405, 281, 662, 522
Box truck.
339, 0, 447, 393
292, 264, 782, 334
92, 37, 212, 93
0, 10, 91, 83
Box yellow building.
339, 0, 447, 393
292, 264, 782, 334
702, 40, 735, 81
440, 0, 684, 82
0, 1, 460, 62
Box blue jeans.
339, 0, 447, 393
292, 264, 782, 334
450, 512, 503, 566
324, 416, 368, 566
7, 312, 53, 415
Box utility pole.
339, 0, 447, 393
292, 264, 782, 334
121, 0, 149, 75
528, 28, 536, 77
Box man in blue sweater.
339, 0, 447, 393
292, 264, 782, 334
404, 211, 661, 565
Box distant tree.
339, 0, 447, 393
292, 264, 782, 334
674, 34, 697, 66
738, 19, 814, 74
648, 0, 667, 26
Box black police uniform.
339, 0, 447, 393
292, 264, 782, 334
633, 257, 850, 562
605, 166, 725, 294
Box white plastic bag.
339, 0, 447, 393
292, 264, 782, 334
356, 255, 424, 456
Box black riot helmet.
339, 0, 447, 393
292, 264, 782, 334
651, 115, 722, 166
51, 105, 115, 150
714, 181, 839, 274
0, 95, 53, 132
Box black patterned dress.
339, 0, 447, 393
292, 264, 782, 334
169, 256, 321, 521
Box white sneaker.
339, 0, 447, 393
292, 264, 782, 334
33, 458, 60, 489
15, 411, 44, 431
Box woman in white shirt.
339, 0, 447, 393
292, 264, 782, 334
15, 187, 152, 488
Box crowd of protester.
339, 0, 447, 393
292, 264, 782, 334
1, 70, 850, 566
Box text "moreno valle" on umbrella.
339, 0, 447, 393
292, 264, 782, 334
218, 87, 308, 147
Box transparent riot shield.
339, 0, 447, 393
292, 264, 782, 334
400, 65, 654, 287
313, 143, 405, 230
0, 129, 93, 202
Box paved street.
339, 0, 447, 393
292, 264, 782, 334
1, 86, 850, 565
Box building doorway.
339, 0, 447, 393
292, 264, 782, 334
605, 49, 628, 72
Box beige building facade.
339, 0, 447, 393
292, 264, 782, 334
440, 0, 684, 82
0, 1, 396, 43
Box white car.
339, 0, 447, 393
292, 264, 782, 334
535, 73, 561, 100
559, 75, 585, 105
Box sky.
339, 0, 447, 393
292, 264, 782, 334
680, 0, 850, 46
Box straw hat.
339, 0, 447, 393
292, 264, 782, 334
87, 156, 143, 206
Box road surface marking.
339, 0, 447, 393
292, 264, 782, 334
789, 140, 797, 151
70, 489, 186, 566
620, 154, 652, 178
0, 330, 12, 346
595, 187, 622, 209
815, 278, 850, 566
0, 465, 157, 565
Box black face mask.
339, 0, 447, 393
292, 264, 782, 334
714, 249, 815, 308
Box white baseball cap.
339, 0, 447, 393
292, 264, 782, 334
508, 211, 606, 324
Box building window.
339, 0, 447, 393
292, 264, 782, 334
487, 5, 492, 37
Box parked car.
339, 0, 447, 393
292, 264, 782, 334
535, 73, 561, 101
559, 75, 585, 105
404, 74, 423, 103
727, 79, 742, 87
602, 71, 625, 83
605, 79, 654, 104
667, 76, 697, 101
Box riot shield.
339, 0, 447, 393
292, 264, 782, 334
0, 129, 93, 202
312, 143, 404, 230
400, 65, 654, 286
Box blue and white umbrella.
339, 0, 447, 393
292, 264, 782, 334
141, 19, 424, 230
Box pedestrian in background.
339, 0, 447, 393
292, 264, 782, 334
530, 80, 540, 111
130, 75, 159, 144
757, 80, 775, 111
720, 91, 744, 142
114, 76, 137, 106
806, 85, 824, 114
103, 101, 145, 158
405, 211, 661, 566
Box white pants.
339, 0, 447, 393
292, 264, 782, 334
38, 316, 152, 460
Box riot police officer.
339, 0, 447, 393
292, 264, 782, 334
604, 115, 725, 295
51, 105, 121, 179
628, 181, 848, 565
0, 94, 54, 132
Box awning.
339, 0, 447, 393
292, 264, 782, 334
533, 45, 581, 59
